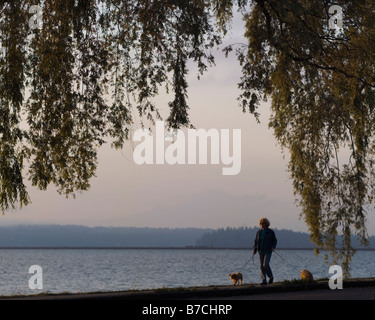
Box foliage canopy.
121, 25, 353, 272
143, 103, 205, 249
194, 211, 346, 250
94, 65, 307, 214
1, 0, 375, 275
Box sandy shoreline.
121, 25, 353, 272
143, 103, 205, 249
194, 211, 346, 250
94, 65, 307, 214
3, 278, 375, 300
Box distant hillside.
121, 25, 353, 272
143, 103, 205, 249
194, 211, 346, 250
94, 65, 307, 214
0, 225, 373, 249
195, 227, 375, 249
0, 225, 211, 247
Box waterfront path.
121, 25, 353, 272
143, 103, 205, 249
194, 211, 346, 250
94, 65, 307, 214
204, 285, 375, 300
3, 278, 375, 300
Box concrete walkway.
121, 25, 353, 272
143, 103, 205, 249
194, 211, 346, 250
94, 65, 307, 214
3, 279, 375, 300
204, 285, 375, 300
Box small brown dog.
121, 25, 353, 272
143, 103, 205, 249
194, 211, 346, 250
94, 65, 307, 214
301, 269, 313, 281
229, 272, 243, 285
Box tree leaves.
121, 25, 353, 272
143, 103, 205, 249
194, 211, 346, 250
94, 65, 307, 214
235, 0, 375, 276
0, 0, 30, 213
0, 0, 221, 210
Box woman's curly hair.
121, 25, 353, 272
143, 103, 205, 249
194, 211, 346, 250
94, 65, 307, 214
259, 218, 270, 228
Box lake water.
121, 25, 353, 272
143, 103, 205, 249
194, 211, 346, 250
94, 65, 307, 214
0, 249, 374, 297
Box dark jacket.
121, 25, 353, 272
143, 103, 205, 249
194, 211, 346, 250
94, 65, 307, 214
253, 228, 277, 255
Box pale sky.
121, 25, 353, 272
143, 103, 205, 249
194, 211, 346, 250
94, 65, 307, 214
2, 11, 375, 236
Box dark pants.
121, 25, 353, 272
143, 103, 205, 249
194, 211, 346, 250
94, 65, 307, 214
259, 252, 273, 282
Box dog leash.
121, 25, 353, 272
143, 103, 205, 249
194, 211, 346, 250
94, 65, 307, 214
238, 254, 255, 275
273, 250, 300, 273
240, 255, 254, 271
236, 254, 256, 285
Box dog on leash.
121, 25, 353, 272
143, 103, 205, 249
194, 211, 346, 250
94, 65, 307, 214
229, 272, 243, 285
301, 269, 313, 281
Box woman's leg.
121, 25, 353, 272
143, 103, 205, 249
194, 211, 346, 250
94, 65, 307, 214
259, 253, 267, 283
263, 252, 274, 281
259, 252, 273, 283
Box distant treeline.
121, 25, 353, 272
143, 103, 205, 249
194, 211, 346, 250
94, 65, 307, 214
0, 225, 210, 248
0, 225, 373, 249
195, 227, 375, 249
195, 227, 315, 248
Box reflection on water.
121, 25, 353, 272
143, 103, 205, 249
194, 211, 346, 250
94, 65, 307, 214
0, 249, 373, 296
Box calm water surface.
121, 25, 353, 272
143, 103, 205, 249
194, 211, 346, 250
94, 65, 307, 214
0, 249, 374, 296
